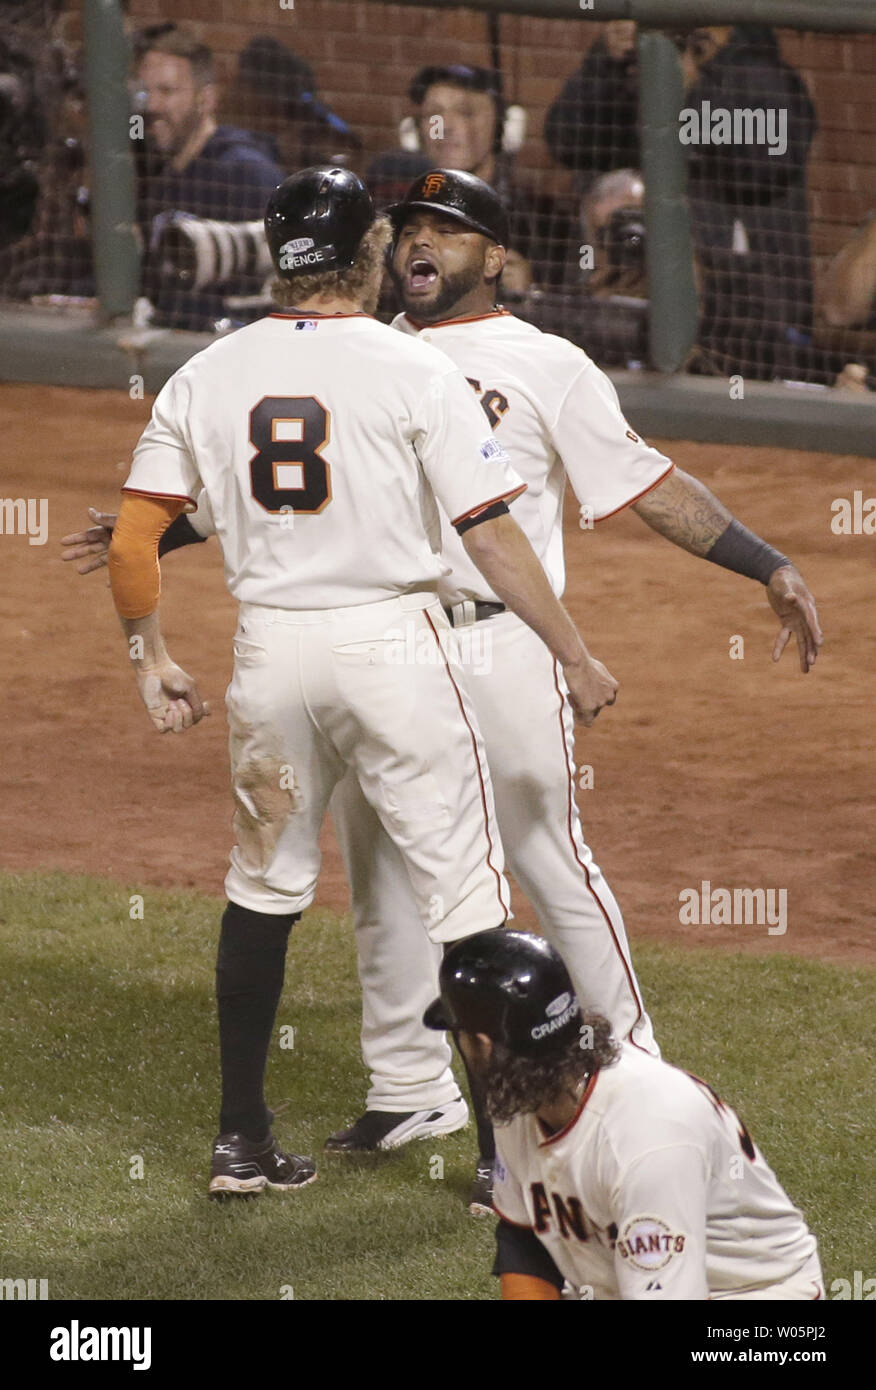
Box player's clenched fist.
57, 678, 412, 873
562, 653, 618, 726
134, 658, 208, 734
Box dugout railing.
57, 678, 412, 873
0, 0, 875, 455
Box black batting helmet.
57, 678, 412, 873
387, 168, 509, 247
423, 929, 582, 1058
265, 166, 373, 278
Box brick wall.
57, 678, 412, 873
119, 0, 591, 180
69, 2, 876, 272
781, 28, 876, 260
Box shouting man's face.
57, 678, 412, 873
391, 210, 505, 321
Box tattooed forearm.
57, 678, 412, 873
631, 468, 733, 555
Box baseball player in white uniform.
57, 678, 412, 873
103, 168, 619, 1198
64, 168, 822, 1210
426, 929, 824, 1300
318, 171, 822, 1201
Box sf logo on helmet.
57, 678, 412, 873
423, 172, 446, 197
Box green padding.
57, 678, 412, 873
613, 371, 876, 456
82, 0, 140, 321
1, 313, 873, 457
363, 0, 876, 32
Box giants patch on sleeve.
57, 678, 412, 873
617, 1217, 686, 1270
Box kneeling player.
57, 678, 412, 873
425, 930, 824, 1300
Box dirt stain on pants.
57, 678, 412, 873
231, 754, 301, 873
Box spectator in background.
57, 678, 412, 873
820, 214, 876, 330
233, 36, 361, 173
0, 17, 93, 302
366, 149, 432, 210
545, 23, 817, 379
515, 167, 648, 368
580, 167, 646, 299
544, 21, 639, 188
396, 64, 573, 291
0, 29, 44, 248
809, 216, 876, 391
680, 24, 817, 377
133, 24, 284, 331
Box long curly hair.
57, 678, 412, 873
484, 1011, 620, 1125
271, 216, 392, 311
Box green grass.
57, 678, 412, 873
0, 871, 873, 1301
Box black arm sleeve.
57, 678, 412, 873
704, 519, 790, 584
158, 513, 209, 557
492, 1218, 565, 1290
454, 499, 509, 536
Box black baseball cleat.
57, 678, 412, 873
208, 1131, 317, 1199
324, 1097, 469, 1152
468, 1156, 495, 1215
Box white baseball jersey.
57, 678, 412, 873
124, 311, 523, 610
493, 1044, 820, 1299
168, 309, 671, 1078
393, 310, 673, 606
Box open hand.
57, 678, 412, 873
60, 508, 116, 573
767, 565, 823, 673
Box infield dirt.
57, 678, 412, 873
1, 383, 873, 965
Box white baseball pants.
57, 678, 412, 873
224, 594, 510, 944
331, 609, 657, 1113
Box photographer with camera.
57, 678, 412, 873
580, 168, 646, 300
133, 24, 284, 332
514, 168, 647, 370
545, 23, 817, 380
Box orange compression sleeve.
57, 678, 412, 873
108, 494, 187, 619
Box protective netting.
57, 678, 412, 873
0, 1, 91, 302
1, 2, 874, 387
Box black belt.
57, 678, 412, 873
443, 600, 506, 627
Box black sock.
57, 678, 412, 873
216, 900, 299, 1142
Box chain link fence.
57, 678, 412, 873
1, 1, 875, 389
